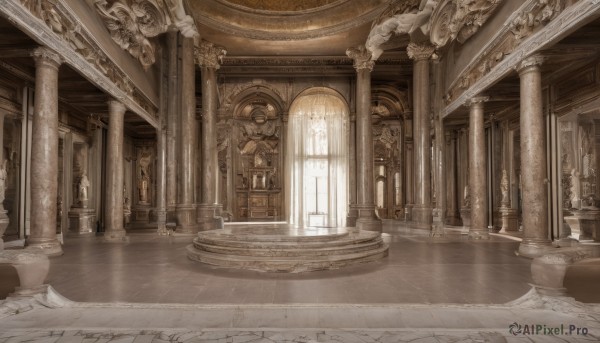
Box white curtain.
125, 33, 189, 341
285, 88, 348, 228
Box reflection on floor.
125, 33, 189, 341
46, 222, 533, 304
2, 221, 600, 342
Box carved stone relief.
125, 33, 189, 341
444, 0, 564, 105
93, 0, 167, 68
430, 0, 503, 48
15, 0, 157, 119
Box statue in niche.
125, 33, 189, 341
500, 169, 509, 208
570, 169, 581, 209
77, 174, 90, 208
137, 147, 152, 204
123, 185, 130, 211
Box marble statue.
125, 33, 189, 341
138, 169, 150, 204
500, 169, 509, 207
123, 186, 130, 211
78, 174, 90, 208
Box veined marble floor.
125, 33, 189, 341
40, 221, 537, 304
2, 221, 600, 342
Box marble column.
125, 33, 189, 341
346, 113, 358, 227
407, 43, 435, 230
516, 56, 552, 257
346, 45, 381, 232
156, 125, 167, 235
166, 28, 178, 221
104, 100, 127, 242
466, 96, 490, 239
0, 112, 8, 249
404, 111, 414, 220
445, 131, 460, 225
25, 47, 63, 256
195, 41, 226, 231
175, 36, 199, 234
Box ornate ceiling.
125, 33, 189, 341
222, 0, 339, 12
184, 0, 390, 55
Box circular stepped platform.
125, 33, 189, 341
187, 226, 389, 273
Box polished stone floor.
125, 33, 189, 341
42, 221, 536, 305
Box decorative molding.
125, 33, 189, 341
515, 55, 544, 74
442, 0, 583, 116
406, 43, 435, 61
4, 0, 158, 126
430, 0, 503, 48
93, 0, 168, 69
195, 41, 227, 69
346, 45, 374, 71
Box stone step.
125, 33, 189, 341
194, 236, 385, 257
186, 243, 389, 273
194, 230, 380, 250
197, 227, 350, 243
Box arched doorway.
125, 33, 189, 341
285, 87, 349, 228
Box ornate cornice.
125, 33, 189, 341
430, 0, 503, 48
406, 43, 435, 61
195, 41, 227, 69
93, 0, 168, 69
346, 45, 374, 71
8, 0, 158, 126
442, 0, 595, 118
31, 46, 62, 69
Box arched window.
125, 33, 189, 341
285, 88, 348, 228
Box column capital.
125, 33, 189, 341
464, 95, 489, 107
407, 43, 435, 61
516, 55, 544, 74
31, 47, 62, 69
108, 99, 126, 113
195, 40, 227, 70
346, 45, 374, 72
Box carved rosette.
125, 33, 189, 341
195, 41, 227, 70
346, 45, 374, 72
93, 0, 167, 68
406, 43, 435, 61
31, 47, 63, 69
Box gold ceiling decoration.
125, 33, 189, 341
224, 0, 338, 11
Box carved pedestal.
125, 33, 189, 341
198, 204, 224, 231
133, 205, 152, 223
68, 207, 95, 234
566, 208, 600, 242
499, 207, 519, 232
459, 207, 471, 228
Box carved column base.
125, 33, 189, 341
517, 238, 553, 258
197, 204, 224, 232
499, 207, 519, 232
68, 207, 96, 234
346, 205, 358, 227
155, 210, 168, 236
411, 205, 433, 230
175, 204, 198, 235
102, 229, 129, 243
460, 207, 471, 227
0, 250, 49, 297
354, 204, 381, 233
25, 237, 63, 257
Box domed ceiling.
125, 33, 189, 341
223, 0, 339, 12
184, 0, 391, 55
